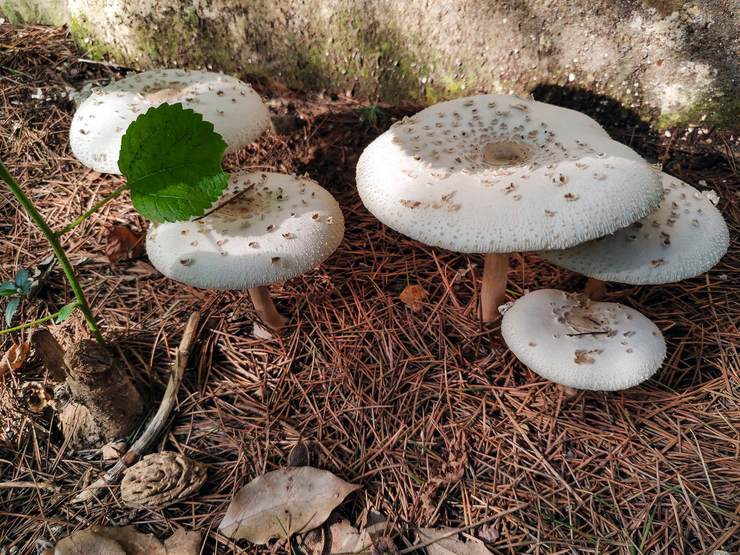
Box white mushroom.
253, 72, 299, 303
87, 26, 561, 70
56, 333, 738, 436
540, 173, 730, 296
502, 289, 666, 391
356, 94, 663, 322
146, 172, 344, 329
70, 69, 271, 174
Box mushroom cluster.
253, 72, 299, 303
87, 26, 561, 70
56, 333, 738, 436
69, 69, 345, 330
356, 93, 728, 392
356, 94, 663, 321
71, 69, 271, 174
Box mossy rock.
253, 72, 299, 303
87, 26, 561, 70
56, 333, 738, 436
2, 0, 738, 129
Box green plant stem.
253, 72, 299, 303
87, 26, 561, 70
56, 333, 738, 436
0, 304, 76, 336
55, 183, 128, 237
0, 159, 106, 346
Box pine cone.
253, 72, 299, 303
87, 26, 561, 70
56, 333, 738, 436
120, 452, 206, 508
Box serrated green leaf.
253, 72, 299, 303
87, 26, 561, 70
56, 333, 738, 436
118, 103, 229, 223
0, 282, 16, 297
5, 297, 20, 326
54, 301, 78, 324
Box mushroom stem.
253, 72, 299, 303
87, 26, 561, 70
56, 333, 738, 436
248, 286, 287, 330
480, 253, 510, 322
584, 278, 607, 300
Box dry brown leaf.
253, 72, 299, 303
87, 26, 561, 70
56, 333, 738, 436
106, 225, 145, 263
327, 519, 371, 554
252, 321, 275, 339
94, 527, 166, 555
163, 528, 202, 555
84, 170, 102, 182
101, 440, 127, 462
44, 526, 200, 555
477, 522, 499, 543
45, 528, 127, 555
416, 527, 492, 555
297, 527, 325, 555
326, 513, 387, 554
219, 467, 360, 544
1, 341, 30, 376
399, 284, 427, 312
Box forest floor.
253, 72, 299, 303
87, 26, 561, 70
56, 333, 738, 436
0, 24, 738, 555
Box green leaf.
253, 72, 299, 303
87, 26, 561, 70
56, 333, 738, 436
118, 102, 229, 223
0, 282, 16, 297
5, 297, 20, 326
15, 268, 31, 294
54, 301, 78, 324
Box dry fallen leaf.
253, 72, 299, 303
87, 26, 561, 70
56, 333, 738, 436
399, 284, 427, 312
44, 525, 200, 555
106, 225, 145, 263
163, 528, 202, 555
101, 440, 127, 462
296, 527, 324, 555
416, 527, 492, 555
327, 519, 372, 554
219, 466, 360, 544
252, 321, 275, 339
0, 341, 30, 376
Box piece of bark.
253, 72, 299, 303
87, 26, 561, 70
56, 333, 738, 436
63, 340, 144, 443
60, 402, 106, 449
31, 328, 67, 381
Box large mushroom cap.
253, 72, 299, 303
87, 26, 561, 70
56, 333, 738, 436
539, 173, 730, 284
356, 94, 663, 253
502, 289, 666, 391
70, 69, 271, 174
146, 172, 344, 290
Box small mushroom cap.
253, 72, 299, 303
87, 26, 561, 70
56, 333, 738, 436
502, 289, 666, 391
356, 94, 663, 253
146, 172, 344, 290
70, 69, 270, 173
539, 173, 730, 284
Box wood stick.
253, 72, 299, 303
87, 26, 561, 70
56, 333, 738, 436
72, 311, 201, 503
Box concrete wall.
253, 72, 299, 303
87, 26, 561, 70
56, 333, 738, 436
3, 0, 738, 128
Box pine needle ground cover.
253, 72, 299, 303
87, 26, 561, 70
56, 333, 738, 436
1, 24, 738, 554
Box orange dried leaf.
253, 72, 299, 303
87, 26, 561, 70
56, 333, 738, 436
399, 284, 428, 312
1, 342, 30, 376
106, 225, 145, 263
